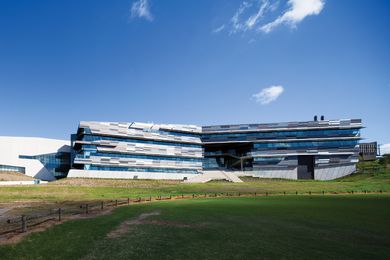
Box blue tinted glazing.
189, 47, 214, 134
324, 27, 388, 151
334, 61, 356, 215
253, 140, 358, 150
81, 135, 201, 148
19, 152, 70, 178
202, 129, 360, 141
0, 164, 25, 174
76, 152, 202, 162
87, 165, 198, 174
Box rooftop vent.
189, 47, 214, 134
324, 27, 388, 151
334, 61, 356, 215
314, 115, 318, 121
321, 115, 324, 121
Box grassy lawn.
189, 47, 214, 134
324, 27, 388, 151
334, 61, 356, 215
1, 196, 389, 259
0, 167, 389, 202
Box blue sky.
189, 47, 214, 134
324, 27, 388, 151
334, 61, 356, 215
0, 0, 389, 150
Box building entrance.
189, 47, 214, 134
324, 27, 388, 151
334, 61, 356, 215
297, 155, 315, 179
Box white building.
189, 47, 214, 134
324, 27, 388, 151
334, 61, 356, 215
0, 137, 71, 181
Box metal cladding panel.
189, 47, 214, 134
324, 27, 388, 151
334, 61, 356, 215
79, 121, 201, 144
74, 157, 202, 169
130, 122, 201, 133
202, 119, 362, 133
94, 141, 203, 158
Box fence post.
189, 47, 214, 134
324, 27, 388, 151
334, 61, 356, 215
58, 208, 62, 221
309, 191, 311, 195
101, 201, 104, 210
283, 191, 286, 196
266, 192, 268, 196
86, 204, 89, 214
182, 194, 184, 199
21, 215, 27, 232
254, 192, 256, 196
238, 192, 241, 197
322, 191, 325, 195
192, 194, 194, 198
296, 191, 298, 195
115, 200, 118, 207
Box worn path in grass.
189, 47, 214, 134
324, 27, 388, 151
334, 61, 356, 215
1, 196, 389, 259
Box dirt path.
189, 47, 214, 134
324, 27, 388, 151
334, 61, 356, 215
107, 211, 207, 239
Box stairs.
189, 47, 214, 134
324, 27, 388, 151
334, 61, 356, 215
185, 170, 243, 183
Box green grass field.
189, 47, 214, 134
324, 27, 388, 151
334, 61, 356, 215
0, 167, 389, 203
1, 196, 390, 259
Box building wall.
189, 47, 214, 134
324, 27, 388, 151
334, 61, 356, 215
0, 137, 71, 181
69, 121, 203, 180
68, 169, 191, 180
68, 118, 362, 181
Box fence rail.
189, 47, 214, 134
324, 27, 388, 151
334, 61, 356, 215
0, 190, 386, 236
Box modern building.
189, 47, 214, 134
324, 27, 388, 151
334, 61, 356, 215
0, 137, 71, 181
68, 121, 203, 180
0, 118, 363, 181
66, 118, 362, 181
359, 142, 378, 161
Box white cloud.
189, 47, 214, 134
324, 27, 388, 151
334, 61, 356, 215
381, 144, 390, 155
131, 0, 153, 21
260, 0, 325, 33
226, 0, 324, 36
213, 24, 225, 33
252, 85, 284, 105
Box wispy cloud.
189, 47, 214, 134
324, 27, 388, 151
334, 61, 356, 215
231, 0, 274, 34
131, 0, 153, 21
213, 24, 225, 33
260, 0, 325, 33
227, 0, 324, 35
381, 143, 390, 155
252, 85, 284, 105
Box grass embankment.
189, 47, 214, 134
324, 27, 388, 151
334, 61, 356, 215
0, 167, 389, 202
1, 196, 389, 259
0, 171, 35, 181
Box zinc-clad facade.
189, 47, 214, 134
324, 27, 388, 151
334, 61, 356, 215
68, 119, 362, 180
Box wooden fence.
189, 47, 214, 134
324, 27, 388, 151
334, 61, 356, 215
0, 190, 386, 236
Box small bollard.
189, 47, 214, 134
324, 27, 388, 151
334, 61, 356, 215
238, 192, 241, 197
254, 192, 257, 196
58, 208, 62, 221
101, 201, 104, 210
309, 191, 311, 195
86, 204, 89, 214
322, 191, 325, 195
182, 194, 184, 199
296, 191, 298, 195
283, 191, 286, 196
115, 200, 118, 207
192, 194, 195, 198
266, 192, 268, 196
127, 198, 130, 205
21, 215, 27, 232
